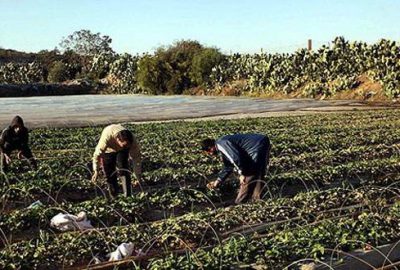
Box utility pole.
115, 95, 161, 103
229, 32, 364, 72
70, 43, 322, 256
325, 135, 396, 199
308, 39, 312, 51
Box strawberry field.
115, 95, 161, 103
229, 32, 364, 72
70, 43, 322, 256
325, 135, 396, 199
1, 109, 400, 269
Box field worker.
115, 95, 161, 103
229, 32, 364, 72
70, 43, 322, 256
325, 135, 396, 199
92, 124, 142, 198
202, 133, 271, 204
0, 116, 37, 172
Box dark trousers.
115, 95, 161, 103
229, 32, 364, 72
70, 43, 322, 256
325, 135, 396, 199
1, 142, 37, 171
102, 149, 131, 197
235, 141, 271, 204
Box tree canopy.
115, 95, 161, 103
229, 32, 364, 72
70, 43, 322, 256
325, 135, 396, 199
59, 29, 114, 56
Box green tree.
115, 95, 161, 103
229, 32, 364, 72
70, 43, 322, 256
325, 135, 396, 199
136, 55, 170, 95
136, 40, 225, 95
59, 29, 114, 56
158, 40, 203, 94
190, 48, 225, 86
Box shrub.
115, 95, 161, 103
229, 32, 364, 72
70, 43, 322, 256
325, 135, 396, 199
136, 55, 170, 95
47, 61, 69, 83
137, 40, 209, 95
190, 48, 225, 86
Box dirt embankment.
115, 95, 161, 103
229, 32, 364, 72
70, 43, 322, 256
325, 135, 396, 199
190, 74, 395, 104
332, 75, 386, 101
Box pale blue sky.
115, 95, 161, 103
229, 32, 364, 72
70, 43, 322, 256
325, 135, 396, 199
0, 0, 399, 54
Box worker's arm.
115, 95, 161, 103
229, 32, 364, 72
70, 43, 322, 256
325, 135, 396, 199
92, 128, 110, 172
217, 156, 234, 183
0, 128, 9, 153
0, 129, 12, 164
215, 139, 243, 175
129, 138, 142, 181
207, 156, 234, 189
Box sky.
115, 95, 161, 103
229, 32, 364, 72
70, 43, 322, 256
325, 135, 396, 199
0, 0, 399, 54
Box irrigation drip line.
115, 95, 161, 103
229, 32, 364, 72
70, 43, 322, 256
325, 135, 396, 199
34, 149, 91, 153
375, 260, 400, 270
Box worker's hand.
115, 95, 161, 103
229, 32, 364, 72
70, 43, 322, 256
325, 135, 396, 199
239, 175, 246, 185
3, 154, 11, 165
133, 175, 142, 187
91, 171, 99, 184
17, 151, 24, 160
207, 179, 221, 190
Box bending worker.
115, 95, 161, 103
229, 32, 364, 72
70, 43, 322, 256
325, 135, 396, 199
201, 133, 271, 204
0, 116, 37, 172
92, 124, 142, 198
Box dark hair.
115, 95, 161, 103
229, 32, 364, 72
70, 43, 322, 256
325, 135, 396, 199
117, 130, 134, 144
201, 138, 215, 151
11, 115, 24, 128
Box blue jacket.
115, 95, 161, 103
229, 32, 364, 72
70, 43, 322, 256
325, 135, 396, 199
216, 133, 270, 182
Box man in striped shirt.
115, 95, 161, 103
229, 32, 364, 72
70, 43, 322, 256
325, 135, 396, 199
201, 134, 271, 204
92, 124, 142, 198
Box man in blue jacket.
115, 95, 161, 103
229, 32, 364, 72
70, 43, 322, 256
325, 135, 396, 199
201, 133, 271, 204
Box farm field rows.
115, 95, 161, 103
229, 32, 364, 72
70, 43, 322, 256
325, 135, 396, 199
1, 109, 400, 269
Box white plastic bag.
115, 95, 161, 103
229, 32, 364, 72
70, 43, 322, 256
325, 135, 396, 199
108, 242, 135, 261
50, 211, 93, 232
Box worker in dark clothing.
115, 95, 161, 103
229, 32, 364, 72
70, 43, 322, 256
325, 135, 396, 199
201, 134, 271, 204
0, 116, 37, 172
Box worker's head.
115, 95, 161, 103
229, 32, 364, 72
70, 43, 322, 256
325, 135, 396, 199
11, 116, 24, 134
201, 138, 217, 156
116, 130, 134, 148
